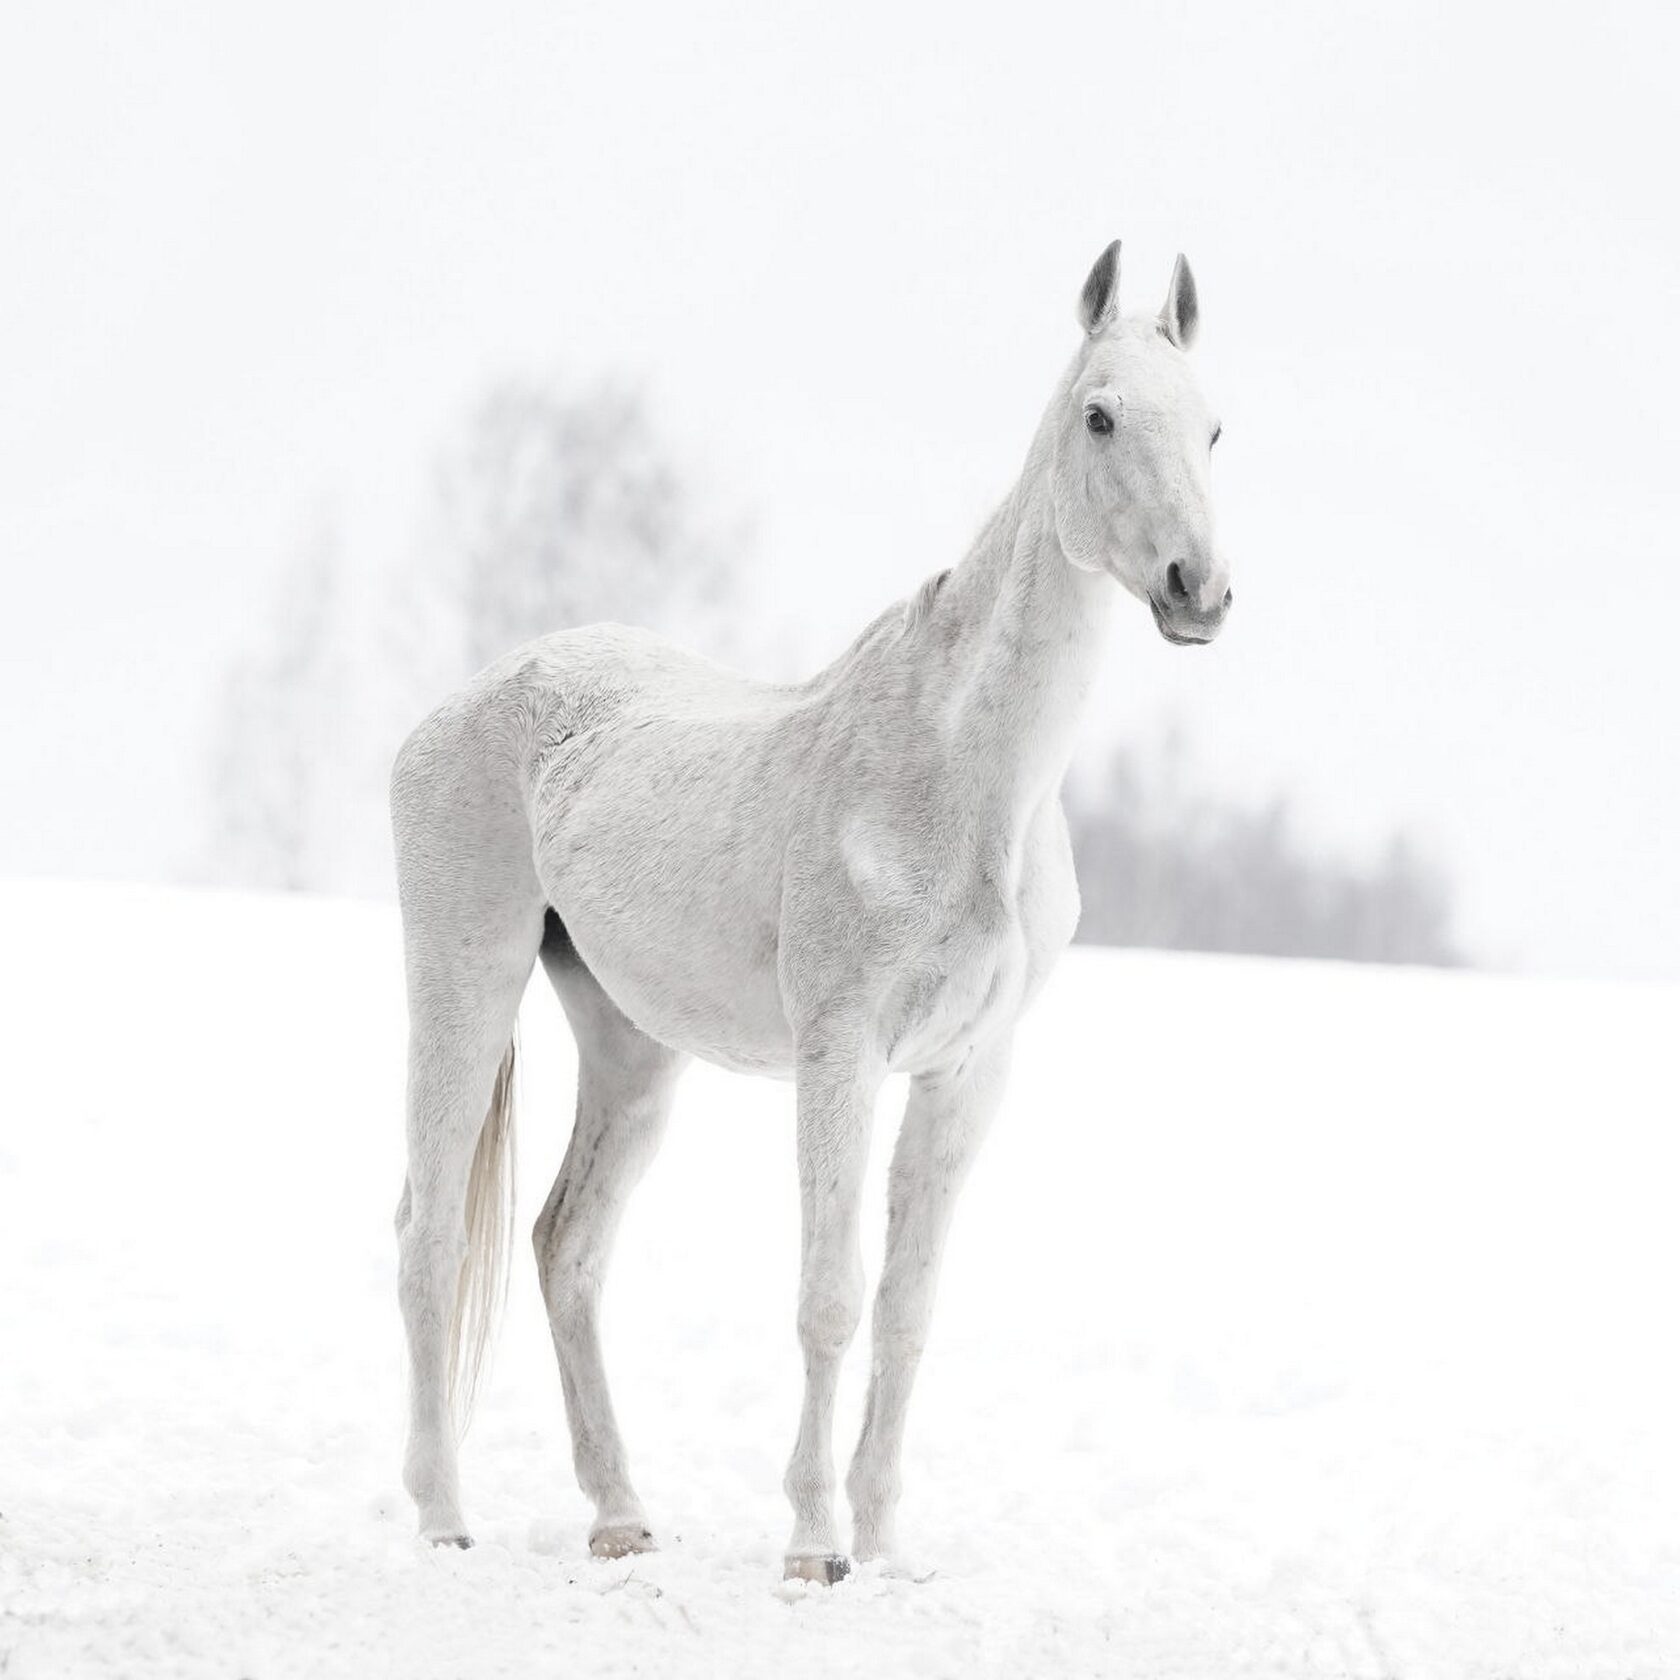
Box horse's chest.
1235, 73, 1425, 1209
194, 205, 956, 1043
873, 877, 1034, 1074
798, 799, 1077, 1075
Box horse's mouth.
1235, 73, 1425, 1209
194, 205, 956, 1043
1149, 597, 1218, 646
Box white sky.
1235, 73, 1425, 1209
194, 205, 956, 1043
2, 0, 1676, 979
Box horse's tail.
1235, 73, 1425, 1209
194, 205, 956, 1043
447, 1033, 518, 1431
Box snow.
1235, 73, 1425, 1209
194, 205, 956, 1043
3, 881, 1678, 1678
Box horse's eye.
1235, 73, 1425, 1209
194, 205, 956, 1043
1085, 406, 1114, 436
1210, 423, 1223, 448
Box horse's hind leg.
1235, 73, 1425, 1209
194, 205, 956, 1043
535, 916, 686, 1557
392, 730, 545, 1546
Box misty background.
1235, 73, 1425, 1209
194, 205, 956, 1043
3, 1, 1675, 979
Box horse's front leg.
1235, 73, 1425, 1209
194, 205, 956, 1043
783, 1031, 883, 1583
846, 1034, 1011, 1563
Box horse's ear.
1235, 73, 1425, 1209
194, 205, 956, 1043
1160, 253, 1199, 350
1077, 240, 1122, 336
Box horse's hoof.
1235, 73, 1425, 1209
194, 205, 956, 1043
784, 1553, 851, 1585
427, 1532, 473, 1549
590, 1524, 657, 1559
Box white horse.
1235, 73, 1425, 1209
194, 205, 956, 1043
391, 240, 1231, 1582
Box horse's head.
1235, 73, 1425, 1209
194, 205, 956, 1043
1049, 241, 1231, 645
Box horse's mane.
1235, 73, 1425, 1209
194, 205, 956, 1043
903, 567, 952, 632
810, 565, 953, 687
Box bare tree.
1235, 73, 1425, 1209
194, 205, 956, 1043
206, 517, 344, 891
208, 375, 742, 895
415, 377, 736, 685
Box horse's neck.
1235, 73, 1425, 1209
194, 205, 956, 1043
908, 466, 1112, 831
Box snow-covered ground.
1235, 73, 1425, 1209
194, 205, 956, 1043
2, 882, 1678, 1678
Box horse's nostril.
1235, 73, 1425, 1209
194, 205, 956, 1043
1223, 587, 1233, 610
1166, 561, 1190, 603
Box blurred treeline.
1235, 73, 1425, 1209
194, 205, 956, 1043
1065, 748, 1459, 964
210, 375, 1461, 967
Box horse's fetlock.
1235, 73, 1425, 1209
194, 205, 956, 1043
403, 1436, 456, 1506
845, 1456, 897, 1511
784, 1457, 835, 1510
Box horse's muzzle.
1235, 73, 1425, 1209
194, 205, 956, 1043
1149, 589, 1231, 645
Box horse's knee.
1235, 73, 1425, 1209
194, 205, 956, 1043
869, 1271, 936, 1365
798, 1278, 863, 1361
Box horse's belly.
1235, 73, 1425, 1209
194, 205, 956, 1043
532, 703, 802, 1074
541, 870, 797, 1075
586, 946, 796, 1075
536, 830, 795, 1076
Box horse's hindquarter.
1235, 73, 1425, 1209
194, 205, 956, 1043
526, 636, 805, 1075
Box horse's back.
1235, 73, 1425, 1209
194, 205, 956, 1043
397, 623, 775, 787
494, 622, 786, 745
